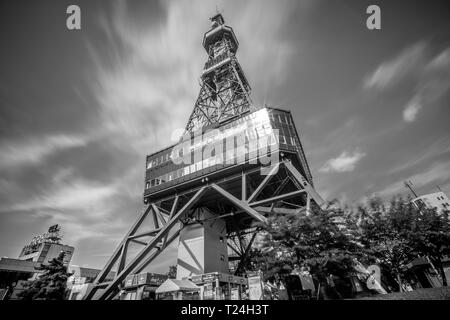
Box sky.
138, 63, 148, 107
0, 0, 449, 271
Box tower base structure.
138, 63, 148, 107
84, 158, 325, 300
176, 208, 229, 279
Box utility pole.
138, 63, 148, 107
404, 180, 418, 198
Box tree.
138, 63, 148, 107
409, 207, 450, 286
166, 265, 177, 279
358, 197, 418, 292
255, 202, 363, 298
18, 252, 72, 300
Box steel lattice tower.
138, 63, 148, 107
185, 14, 253, 132
84, 13, 325, 300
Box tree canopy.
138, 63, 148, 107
18, 251, 73, 300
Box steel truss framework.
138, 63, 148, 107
185, 18, 252, 132
84, 159, 325, 300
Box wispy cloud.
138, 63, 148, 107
364, 42, 450, 123
388, 137, 450, 174
403, 97, 422, 122
319, 150, 366, 173
378, 161, 450, 198
363, 42, 427, 90
0, 135, 87, 170
403, 47, 450, 122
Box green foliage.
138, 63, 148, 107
250, 195, 450, 295
409, 207, 450, 286
357, 197, 418, 288
18, 252, 73, 300
166, 265, 177, 279
254, 202, 362, 284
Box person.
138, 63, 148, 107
326, 273, 342, 299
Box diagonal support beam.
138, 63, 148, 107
134, 228, 181, 274
84, 205, 155, 300
163, 195, 179, 246
130, 239, 148, 246
246, 163, 279, 203
211, 183, 267, 224
128, 228, 161, 240
87, 205, 152, 292
94, 186, 208, 300
249, 190, 305, 207
254, 206, 301, 215
151, 204, 160, 229
168, 196, 179, 219
283, 160, 325, 207
242, 172, 247, 201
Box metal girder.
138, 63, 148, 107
96, 186, 207, 300
246, 163, 279, 203
249, 190, 305, 207
210, 183, 267, 224
134, 229, 181, 274
128, 229, 161, 239
254, 206, 301, 215
241, 172, 247, 201
84, 187, 207, 300
85, 205, 153, 298
283, 160, 325, 207
151, 204, 160, 229
163, 195, 179, 246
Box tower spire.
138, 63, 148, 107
185, 14, 253, 132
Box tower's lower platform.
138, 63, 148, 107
83, 158, 324, 300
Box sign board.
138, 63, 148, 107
191, 275, 203, 284
248, 275, 263, 300
148, 273, 167, 286
203, 283, 214, 300
125, 275, 134, 287
138, 273, 147, 285
230, 287, 240, 300
202, 273, 216, 283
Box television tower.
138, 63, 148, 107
84, 13, 325, 300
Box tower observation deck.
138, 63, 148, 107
84, 13, 325, 300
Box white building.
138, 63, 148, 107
412, 191, 450, 213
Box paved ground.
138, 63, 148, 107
357, 287, 450, 300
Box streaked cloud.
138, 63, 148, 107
0, 135, 87, 170
319, 150, 366, 173
378, 161, 450, 198
388, 137, 450, 174
403, 97, 422, 122
365, 42, 450, 123
403, 47, 450, 122
363, 42, 427, 90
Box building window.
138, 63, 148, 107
145, 181, 150, 189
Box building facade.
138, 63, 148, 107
412, 191, 450, 213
